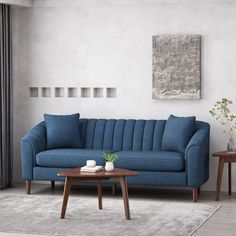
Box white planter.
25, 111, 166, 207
105, 162, 114, 171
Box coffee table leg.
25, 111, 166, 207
120, 177, 130, 220
97, 180, 102, 209
215, 158, 225, 201
60, 177, 73, 219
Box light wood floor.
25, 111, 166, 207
0, 183, 236, 236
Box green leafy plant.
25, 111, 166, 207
103, 153, 118, 163
209, 98, 236, 135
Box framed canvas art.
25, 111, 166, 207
152, 35, 201, 100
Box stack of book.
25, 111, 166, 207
80, 165, 103, 173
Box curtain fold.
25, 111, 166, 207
0, 4, 12, 189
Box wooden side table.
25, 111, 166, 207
213, 151, 236, 201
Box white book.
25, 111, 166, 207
80, 166, 103, 173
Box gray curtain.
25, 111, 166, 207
0, 4, 12, 189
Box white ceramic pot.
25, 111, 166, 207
105, 162, 114, 171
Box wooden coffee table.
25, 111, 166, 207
57, 168, 138, 220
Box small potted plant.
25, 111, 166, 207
209, 98, 236, 152
103, 153, 118, 171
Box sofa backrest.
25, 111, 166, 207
39, 118, 208, 152
78, 119, 210, 152
78, 119, 166, 151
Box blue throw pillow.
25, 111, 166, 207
162, 115, 196, 153
44, 113, 82, 149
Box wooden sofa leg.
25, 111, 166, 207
192, 187, 198, 202
51, 181, 55, 191
197, 186, 201, 195
26, 180, 31, 194
112, 184, 117, 196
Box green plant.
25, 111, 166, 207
209, 98, 236, 135
103, 153, 118, 163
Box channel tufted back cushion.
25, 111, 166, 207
78, 119, 166, 151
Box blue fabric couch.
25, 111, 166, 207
21, 118, 210, 201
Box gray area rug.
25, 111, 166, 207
0, 195, 220, 236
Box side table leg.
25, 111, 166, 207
97, 180, 102, 209
215, 158, 225, 201
60, 177, 73, 219
228, 162, 232, 195
120, 177, 130, 220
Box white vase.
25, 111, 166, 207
105, 162, 114, 171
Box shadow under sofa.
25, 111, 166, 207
21, 118, 210, 202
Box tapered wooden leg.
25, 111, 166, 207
97, 180, 102, 210
192, 187, 198, 202
197, 186, 201, 195
228, 162, 231, 195
215, 158, 225, 201
51, 181, 55, 192
60, 177, 73, 219
112, 183, 117, 196
120, 177, 130, 220
26, 180, 31, 194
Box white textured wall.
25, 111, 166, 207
12, 0, 236, 191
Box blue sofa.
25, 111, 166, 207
21, 118, 210, 202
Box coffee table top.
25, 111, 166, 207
57, 168, 138, 178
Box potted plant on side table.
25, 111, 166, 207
209, 98, 236, 152
103, 153, 118, 171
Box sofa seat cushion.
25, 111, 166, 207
36, 149, 113, 168
115, 151, 184, 171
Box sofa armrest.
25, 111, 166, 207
185, 122, 210, 187
21, 122, 47, 180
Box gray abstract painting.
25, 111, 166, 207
152, 35, 201, 100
